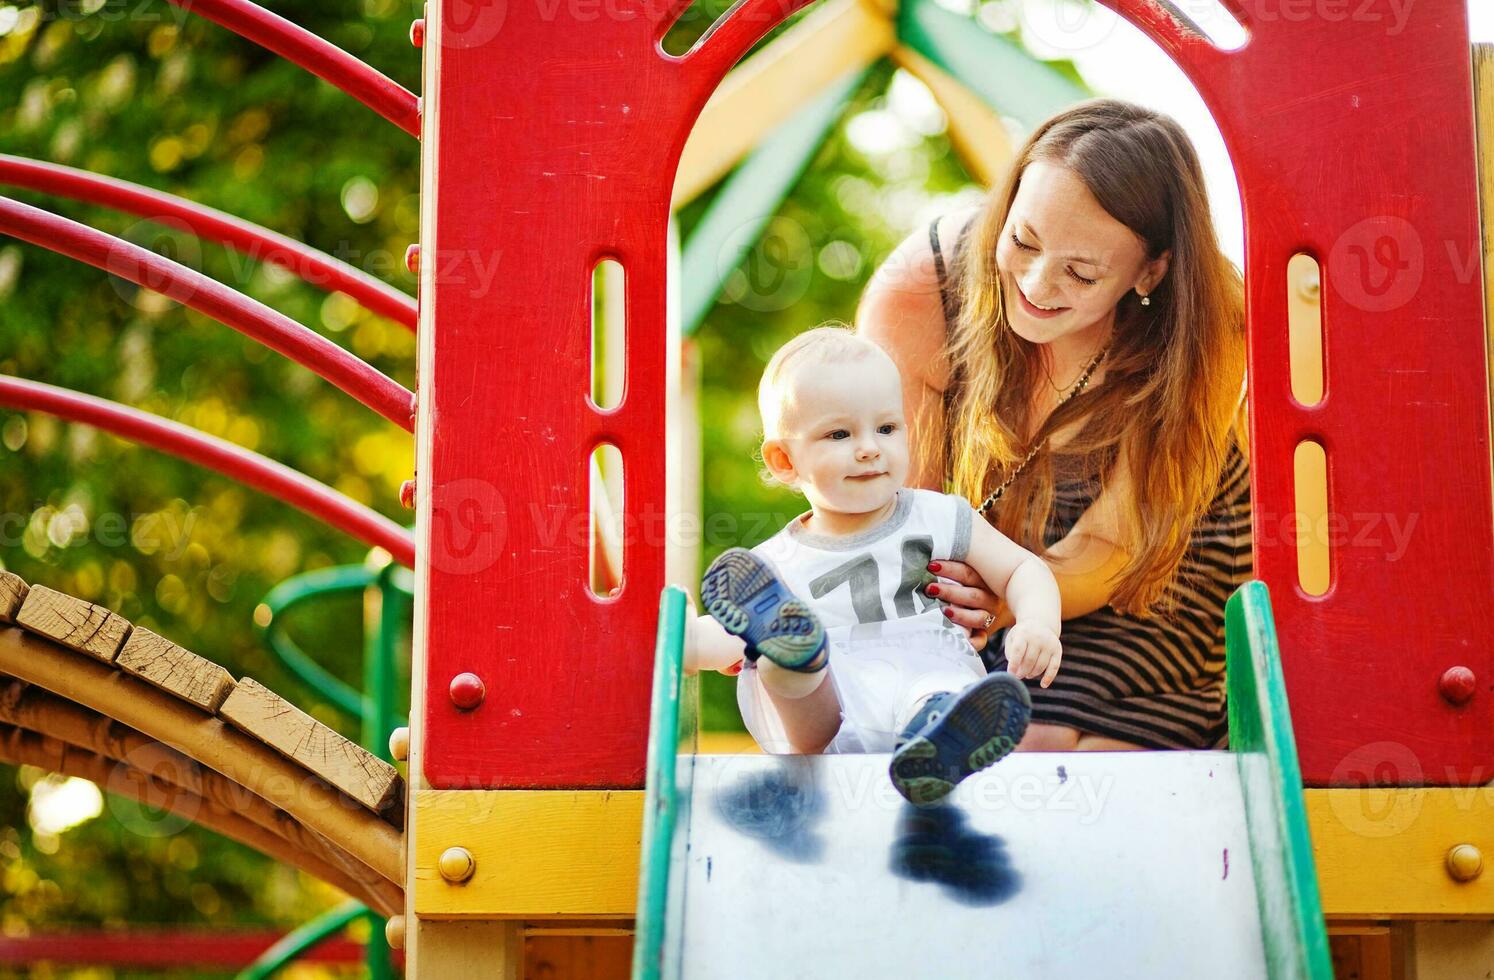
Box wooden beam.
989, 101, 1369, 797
0, 625, 403, 883
891, 46, 1013, 186
219, 676, 401, 815
1308, 788, 1494, 917
412, 790, 644, 918
1473, 44, 1494, 463
672, 0, 894, 208
0, 723, 402, 917
16, 586, 130, 662
0, 571, 26, 623
116, 626, 236, 713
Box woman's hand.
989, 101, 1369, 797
925, 560, 1013, 652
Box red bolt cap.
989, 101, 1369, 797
1440, 666, 1477, 706
399, 479, 416, 509
449, 672, 485, 711
405, 243, 421, 275
409, 18, 425, 47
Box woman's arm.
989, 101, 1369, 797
936, 457, 1137, 637
855, 221, 956, 490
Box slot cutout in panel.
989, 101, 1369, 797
592, 259, 626, 411
589, 443, 624, 598
1288, 252, 1324, 406
1293, 439, 1330, 597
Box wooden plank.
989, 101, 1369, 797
891, 46, 1013, 186
1473, 44, 1494, 471
1307, 788, 1494, 917
15, 585, 130, 662
412, 789, 645, 917
672, 0, 893, 207
218, 676, 401, 815
0, 571, 27, 623
116, 627, 236, 713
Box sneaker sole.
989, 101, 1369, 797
701, 548, 825, 671
889, 672, 1032, 806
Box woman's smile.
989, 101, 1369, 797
1015, 281, 1068, 318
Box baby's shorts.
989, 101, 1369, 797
737, 628, 986, 754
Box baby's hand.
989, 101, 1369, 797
1003, 621, 1062, 689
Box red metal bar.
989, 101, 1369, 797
0, 930, 403, 968
167, 0, 419, 138
0, 155, 416, 331
0, 376, 414, 568
0, 196, 415, 432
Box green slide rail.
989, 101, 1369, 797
1225, 579, 1333, 979
633, 586, 698, 980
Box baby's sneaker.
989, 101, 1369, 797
889, 672, 1032, 806
701, 548, 827, 672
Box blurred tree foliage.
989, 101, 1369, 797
0, 0, 1056, 970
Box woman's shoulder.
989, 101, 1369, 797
856, 207, 983, 390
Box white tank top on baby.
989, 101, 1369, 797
738, 487, 990, 754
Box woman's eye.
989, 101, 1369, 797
1013, 232, 1097, 286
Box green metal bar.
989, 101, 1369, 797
632, 586, 696, 980
895, 0, 1088, 128
255, 565, 410, 725
678, 65, 868, 337
360, 560, 404, 980
1225, 579, 1333, 980
235, 899, 367, 980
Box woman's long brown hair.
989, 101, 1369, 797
942, 98, 1247, 620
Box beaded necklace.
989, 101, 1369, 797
976, 343, 1109, 515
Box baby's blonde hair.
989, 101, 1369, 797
757, 322, 891, 441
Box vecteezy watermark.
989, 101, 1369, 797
1327, 215, 1424, 314
0, 506, 198, 562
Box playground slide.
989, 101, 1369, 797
632, 582, 1333, 979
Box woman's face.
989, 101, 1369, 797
995, 159, 1168, 346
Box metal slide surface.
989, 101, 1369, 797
664, 751, 1267, 979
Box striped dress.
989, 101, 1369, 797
929, 216, 1253, 749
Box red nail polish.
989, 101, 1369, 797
926, 584, 941, 597
928, 561, 942, 572
942, 607, 954, 618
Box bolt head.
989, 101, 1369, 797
409, 18, 425, 46
405, 243, 421, 275
388, 726, 410, 761
438, 846, 475, 883
385, 915, 406, 948
1440, 666, 1476, 707
449, 672, 485, 710
399, 479, 416, 509
1447, 844, 1483, 882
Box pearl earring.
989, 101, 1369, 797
1138, 291, 1151, 306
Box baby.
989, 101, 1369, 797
688, 325, 1064, 805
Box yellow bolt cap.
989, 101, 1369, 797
385, 915, 406, 949
389, 727, 410, 762
1447, 844, 1483, 882
439, 846, 475, 883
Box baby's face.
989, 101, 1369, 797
774, 355, 909, 515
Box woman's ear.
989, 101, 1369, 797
1143, 249, 1171, 294
761, 439, 797, 486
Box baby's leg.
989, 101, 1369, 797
749, 661, 843, 754
686, 613, 748, 674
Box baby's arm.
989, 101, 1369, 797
961, 517, 1064, 687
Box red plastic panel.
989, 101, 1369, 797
1103, 0, 1492, 784
416, 0, 812, 787
417, 0, 1494, 788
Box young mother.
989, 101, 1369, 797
858, 98, 1252, 752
